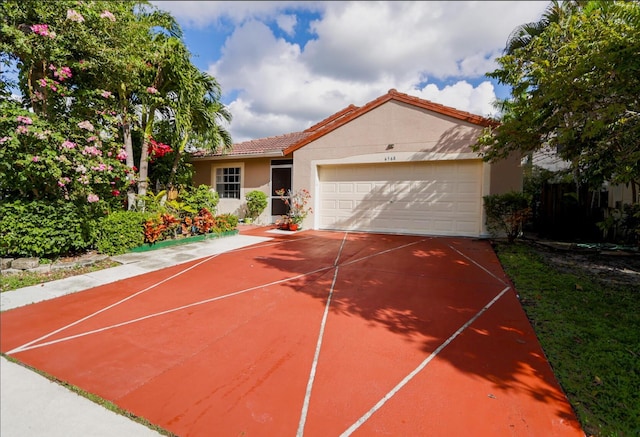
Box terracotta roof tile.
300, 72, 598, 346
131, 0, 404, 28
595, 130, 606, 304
195, 131, 310, 158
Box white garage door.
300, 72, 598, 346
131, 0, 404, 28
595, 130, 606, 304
318, 160, 483, 237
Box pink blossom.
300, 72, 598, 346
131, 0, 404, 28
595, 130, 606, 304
66, 10, 85, 22
16, 125, 28, 134
111, 189, 120, 196
87, 194, 100, 203
32, 156, 40, 162
16, 115, 33, 125
53, 66, 72, 81
146, 86, 158, 94
0, 137, 10, 143
101, 90, 112, 98
61, 140, 76, 149
116, 150, 127, 161
38, 78, 47, 87
78, 120, 94, 131
91, 163, 107, 171
33, 91, 44, 101
82, 145, 102, 156
30, 24, 54, 38
57, 177, 71, 187
87, 136, 98, 142
100, 10, 116, 22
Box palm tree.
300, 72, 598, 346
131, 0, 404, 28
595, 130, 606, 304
136, 35, 232, 197
166, 68, 233, 190
504, 0, 583, 54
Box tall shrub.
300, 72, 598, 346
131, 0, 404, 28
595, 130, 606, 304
483, 192, 532, 243
245, 190, 268, 221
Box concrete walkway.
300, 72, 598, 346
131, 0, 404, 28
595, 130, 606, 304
1, 232, 272, 437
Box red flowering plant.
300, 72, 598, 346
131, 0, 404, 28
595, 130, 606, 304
143, 213, 179, 244
147, 137, 172, 162
193, 208, 215, 234
275, 188, 312, 226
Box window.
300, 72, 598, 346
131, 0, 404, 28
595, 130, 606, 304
215, 167, 241, 199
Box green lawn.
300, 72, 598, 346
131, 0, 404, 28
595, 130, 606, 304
494, 242, 639, 437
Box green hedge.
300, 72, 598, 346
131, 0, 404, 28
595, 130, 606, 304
95, 211, 149, 255
0, 200, 95, 257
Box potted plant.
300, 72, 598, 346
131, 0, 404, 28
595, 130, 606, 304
276, 214, 291, 230
275, 188, 312, 231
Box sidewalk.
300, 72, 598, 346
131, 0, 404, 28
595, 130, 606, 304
1, 231, 273, 437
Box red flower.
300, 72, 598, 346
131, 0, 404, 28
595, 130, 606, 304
148, 138, 172, 159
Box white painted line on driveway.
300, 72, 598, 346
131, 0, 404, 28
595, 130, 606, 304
340, 285, 512, 436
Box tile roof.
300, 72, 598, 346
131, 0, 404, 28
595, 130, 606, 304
212, 131, 310, 157
194, 89, 498, 159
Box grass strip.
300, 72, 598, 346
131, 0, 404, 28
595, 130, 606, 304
1, 260, 120, 293
494, 242, 639, 437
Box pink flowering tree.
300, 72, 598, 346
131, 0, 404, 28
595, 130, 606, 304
0, 1, 172, 206
1, 0, 232, 210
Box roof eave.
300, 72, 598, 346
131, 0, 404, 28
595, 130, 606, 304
191, 150, 285, 161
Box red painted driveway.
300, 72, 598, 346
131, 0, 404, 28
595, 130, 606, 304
0, 230, 584, 436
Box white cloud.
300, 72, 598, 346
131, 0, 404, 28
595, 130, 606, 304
154, 1, 548, 142
152, 1, 324, 28
276, 14, 297, 36
410, 81, 500, 119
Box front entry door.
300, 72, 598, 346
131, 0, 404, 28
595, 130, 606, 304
271, 159, 293, 223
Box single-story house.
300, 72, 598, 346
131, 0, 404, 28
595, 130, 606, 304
191, 89, 522, 238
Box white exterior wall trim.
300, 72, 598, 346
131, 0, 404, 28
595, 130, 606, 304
310, 151, 480, 168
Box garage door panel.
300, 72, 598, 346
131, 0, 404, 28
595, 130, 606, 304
356, 183, 373, 193
318, 161, 482, 237
458, 182, 478, 194
321, 182, 337, 194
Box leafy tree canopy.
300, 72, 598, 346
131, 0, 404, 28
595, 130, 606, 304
475, 0, 640, 195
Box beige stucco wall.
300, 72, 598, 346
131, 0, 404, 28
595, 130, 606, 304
191, 157, 272, 224
191, 161, 212, 187
291, 100, 522, 230
489, 153, 523, 195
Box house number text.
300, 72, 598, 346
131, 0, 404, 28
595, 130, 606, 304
384, 156, 396, 161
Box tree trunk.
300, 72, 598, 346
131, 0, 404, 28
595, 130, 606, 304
167, 134, 188, 190
119, 86, 138, 209
138, 136, 150, 198
137, 104, 157, 198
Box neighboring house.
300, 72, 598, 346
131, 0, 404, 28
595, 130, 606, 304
530, 146, 638, 209
191, 89, 522, 238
